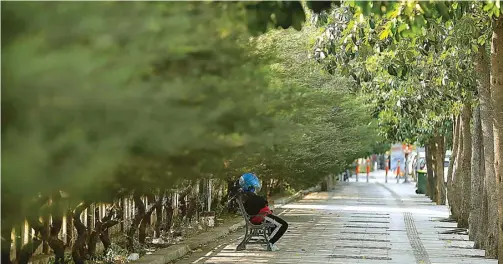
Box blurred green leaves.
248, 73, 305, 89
1, 1, 275, 223
244, 1, 307, 35
1, 1, 384, 228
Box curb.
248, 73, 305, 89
133, 187, 317, 264
133, 220, 245, 264
272, 185, 319, 209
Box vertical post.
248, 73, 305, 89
396, 160, 401, 183
62, 215, 67, 244
404, 152, 410, 183
23, 220, 29, 245
14, 225, 21, 258
385, 158, 389, 183
123, 198, 128, 230
83, 208, 88, 227
208, 178, 212, 212
366, 158, 370, 183
356, 161, 360, 182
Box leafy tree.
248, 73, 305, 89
301, 0, 502, 259
224, 25, 383, 193
1, 2, 283, 262
1, 2, 386, 263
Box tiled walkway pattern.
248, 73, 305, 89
175, 171, 498, 264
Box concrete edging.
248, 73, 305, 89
133, 187, 317, 264
133, 220, 245, 264
272, 185, 319, 208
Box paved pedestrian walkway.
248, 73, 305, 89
174, 171, 497, 264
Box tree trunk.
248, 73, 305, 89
15, 225, 22, 261
434, 134, 446, 205
47, 193, 66, 264
164, 196, 174, 232
178, 192, 187, 221
49, 219, 66, 264
154, 194, 164, 238
480, 135, 488, 249
447, 115, 460, 218
48, 197, 66, 264
18, 239, 43, 264
425, 143, 436, 201
127, 194, 145, 252
469, 105, 483, 247
99, 216, 118, 254
87, 206, 101, 257
490, 16, 503, 262
211, 181, 223, 212
42, 216, 50, 254
451, 113, 464, 221
66, 210, 73, 247
99, 205, 120, 254
186, 196, 197, 224
71, 203, 89, 264
476, 41, 498, 257
138, 202, 151, 245
119, 198, 125, 233
99, 229, 112, 254
1, 222, 13, 264
220, 184, 227, 207
18, 197, 50, 264
225, 179, 238, 214
321, 179, 328, 191
139, 195, 162, 244
458, 103, 472, 228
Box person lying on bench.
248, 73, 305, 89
238, 173, 288, 251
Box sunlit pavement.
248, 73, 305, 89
174, 170, 497, 264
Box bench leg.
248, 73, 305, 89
236, 226, 249, 251
263, 229, 272, 251
237, 233, 252, 251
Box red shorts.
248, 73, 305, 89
250, 206, 272, 224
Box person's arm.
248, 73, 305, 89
258, 195, 268, 207
258, 196, 273, 213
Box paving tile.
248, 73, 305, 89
174, 171, 498, 264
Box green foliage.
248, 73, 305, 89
1, 2, 384, 235
242, 1, 307, 35
5, 1, 501, 261
1, 1, 276, 225
230, 27, 383, 189
47, 253, 73, 264
237, 1, 501, 38
310, 1, 490, 145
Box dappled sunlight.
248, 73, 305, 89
180, 175, 497, 264
206, 252, 273, 257
326, 196, 432, 202
278, 204, 449, 217
240, 258, 269, 263
300, 192, 332, 200
195, 257, 270, 264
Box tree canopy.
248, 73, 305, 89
1, 1, 383, 235
3, 1, 503, 263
